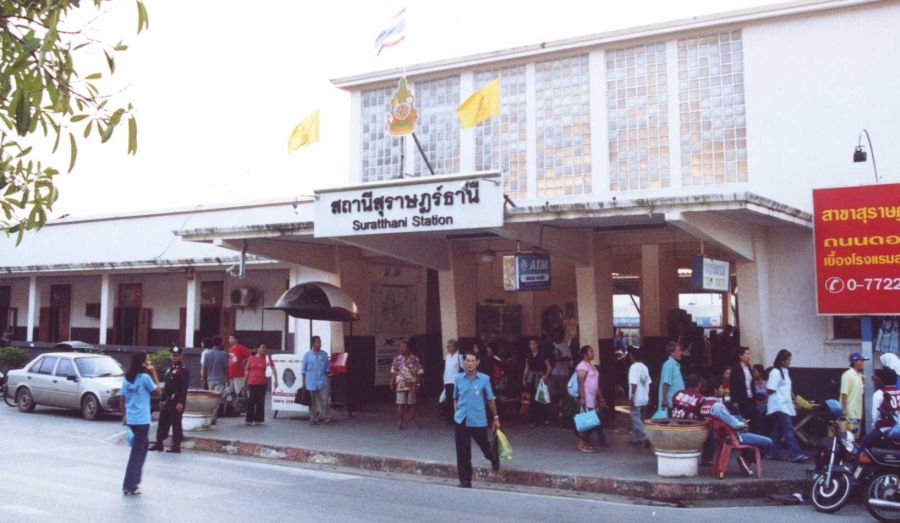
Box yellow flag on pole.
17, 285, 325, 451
456, 78, 500, 128
288, 109, 320, 152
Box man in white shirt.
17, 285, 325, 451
550, 329, 573, 406
443, 339, 463, 424
627, 350, 652, 445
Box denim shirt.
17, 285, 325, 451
454, 372, 495, 427
302, 350, 330, 391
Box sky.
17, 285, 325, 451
51, 0, 784, 218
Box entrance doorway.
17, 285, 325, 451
38, 284, 71, 342
113, 283, 151, 346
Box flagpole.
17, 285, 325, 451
411, 132, 435, 176
399, 135, 406, 179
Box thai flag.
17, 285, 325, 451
374, 8, 405, 56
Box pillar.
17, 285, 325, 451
26, 275, 38, 342
184, 274, 199, 349
99, 273, 114, 345
640, 244, 677, 337
575, 241, 613, 363
735, 227, 768, 362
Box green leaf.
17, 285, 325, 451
70, 114, 89, 122
83, 120, 93, 138
137, 1, 150, 33
104, 51, 116, 74
85, 73, 102, 80
68, 133, 77, 173
15, 146, 32, 158
14, 91, 31, 136
127, 117, 138, 155
114, 42, 129, 52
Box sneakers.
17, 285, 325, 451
123, 488, 142, 496
737, 455, 754, 476
790, 454, 809, 463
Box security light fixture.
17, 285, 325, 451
853, 129, 879, 183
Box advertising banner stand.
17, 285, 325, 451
267, 282, 361, 419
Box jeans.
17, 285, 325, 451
630, 405, 647, 442
123, 424, 149, 492
768, 411, 804, 459
207, 380, 226, 424
309, 382, 330, 421
246, 384, 267, 423
455, 421, 494, 484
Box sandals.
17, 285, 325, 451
123, 488, 142, 496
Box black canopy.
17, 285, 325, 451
266, 282, 359, 322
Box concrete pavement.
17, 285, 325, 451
0, 403, 869, 523
184, 399, 809, 500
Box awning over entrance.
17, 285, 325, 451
268, 282, 360, 321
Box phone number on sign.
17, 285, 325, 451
825, 277, 900, 293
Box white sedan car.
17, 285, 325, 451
6, 352, 125, 420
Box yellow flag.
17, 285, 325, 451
288, 109, 320, 152
456, 78, 500, 128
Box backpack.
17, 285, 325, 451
567, 371, 579, 398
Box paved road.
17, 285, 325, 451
0, 405, 872, 523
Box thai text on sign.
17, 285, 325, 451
813, 182, 900, 315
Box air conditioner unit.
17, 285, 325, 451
230, 288, 258, 308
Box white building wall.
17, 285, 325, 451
133, 273, 184, 329
225, 269, 289, 332
743, 2, 900, 212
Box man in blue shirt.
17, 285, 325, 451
302, 335, 331, 425
454, 352, 500, 488
659, 341, 685, 415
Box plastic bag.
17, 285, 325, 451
534, 379, 551, 404
496, 429, 513, 460
567, 372, 579, 398
439, 388, 447, 404
125, 427, 135, 447
652, 407, 668, 419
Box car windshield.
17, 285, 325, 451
74, 357, 124, 378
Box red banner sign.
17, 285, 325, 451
813, 183, 900, 315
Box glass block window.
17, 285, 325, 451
474, 66, 528, 199
414, 76, 460, 176
678, 31, 747, 186
606, 43, 670, 191
535, 55, 591, 197
361, 87, 402, 183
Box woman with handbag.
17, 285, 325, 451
522, 338, 551, 427
241, 343, 278, 426
575, 345, 607, 452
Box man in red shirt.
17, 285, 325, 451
669, 374, 704, 420
227, 334, 252, 398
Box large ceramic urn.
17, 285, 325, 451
644, 419, 709, 477
182, 389, 222, 431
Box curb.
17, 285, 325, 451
184, 436, 806, 501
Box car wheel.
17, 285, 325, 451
16, 388, 35, 412
81, 394, 100, 420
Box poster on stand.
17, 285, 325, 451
270, 354, 307, 413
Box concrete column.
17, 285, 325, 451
640, 244, 677, 337
437, 242, 478, 354
26, 275, 39, 342
576, 241, 613, 363
184, 275, 199, 349
735, 227, 768, 361
288, 264, 344, 357
99, 273, 114, 345
437, 270, 458, 353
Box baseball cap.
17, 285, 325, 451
849, 352, 869, 363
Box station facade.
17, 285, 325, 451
1, 0, 898, 401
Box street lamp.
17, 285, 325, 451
853, 129, 879, 183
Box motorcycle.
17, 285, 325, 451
810, 400, 862, 513
862, 433, 900, 523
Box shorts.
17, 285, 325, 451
396, 389, 417, 405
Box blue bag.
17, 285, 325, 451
125, 427, 135, 447
574, 408, 600, 432
567, 372, 579, 399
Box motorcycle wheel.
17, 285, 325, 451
811, 472, 852, 513
865, 473, 900, 523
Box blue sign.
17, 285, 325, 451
503, 254, 551, 291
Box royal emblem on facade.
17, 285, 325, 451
387, 77, 417, 136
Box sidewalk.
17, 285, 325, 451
183, 400, 808, 501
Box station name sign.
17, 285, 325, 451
813, 182, 900, 315
314, 172, 504, 238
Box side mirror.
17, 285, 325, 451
66, 375, 79, 382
